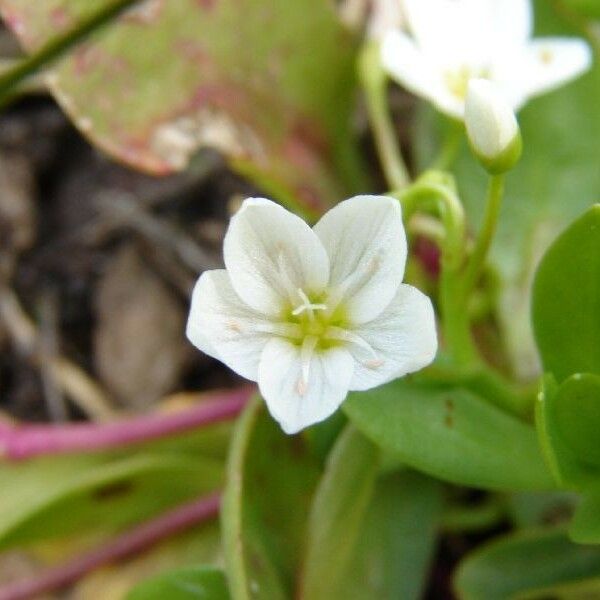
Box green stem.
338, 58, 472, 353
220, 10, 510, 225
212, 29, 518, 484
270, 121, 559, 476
393, 172, 479, 364
358, 41, 410, 190
0, 0, 142, 108
462, 174, 505, 297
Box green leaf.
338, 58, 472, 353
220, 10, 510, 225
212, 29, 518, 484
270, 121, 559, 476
454, 528, 600, 600
344, 380, 554, 491
0, 451, 222, 549
126, 566, 230, 600
221, 397, 320, 600
552, 374, 600, 466
337, 471, 443, 600
300, 426, 379, 599
1, 0, 362, 214
570, 491, 600, 544
532, 206, 600, 382
535, 373, 600, 488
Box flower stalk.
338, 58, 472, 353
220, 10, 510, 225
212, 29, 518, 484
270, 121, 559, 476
0, 387, 252, 461
359, 41, 410, 190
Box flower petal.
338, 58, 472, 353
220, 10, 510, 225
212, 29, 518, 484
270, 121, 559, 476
186, 269, 274, 380
348, 284, 438, 391
402, 0, 464, 62
224, 198, 330, 317
516, 38, 592, 101
258, 337, 354, 434
314, 195, 407, 324
490, 0, 532, 47
381, 31, 464, 119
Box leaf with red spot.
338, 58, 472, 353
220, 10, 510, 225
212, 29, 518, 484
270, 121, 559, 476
0, 0, 361, 214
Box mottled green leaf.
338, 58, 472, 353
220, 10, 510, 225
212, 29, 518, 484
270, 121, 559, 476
454, 528, 600, 600
532, 206, 600, 382
0, 0, 362, 213
221, 397, 320, 600
344, 380, 554, 490
126, 566, 230, 600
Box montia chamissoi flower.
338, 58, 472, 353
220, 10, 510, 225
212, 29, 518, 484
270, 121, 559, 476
381, 0, 592, 119
187, 196, 437, 434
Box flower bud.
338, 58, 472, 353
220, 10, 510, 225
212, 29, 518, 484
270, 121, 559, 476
464, 79, 522, 174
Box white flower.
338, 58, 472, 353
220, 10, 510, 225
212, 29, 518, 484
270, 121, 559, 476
465, 79, 522, 174
381, 0, 592, 119
186, 196, 437, 434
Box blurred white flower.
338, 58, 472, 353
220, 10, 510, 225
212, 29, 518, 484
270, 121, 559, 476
381, 0, 592, 118
187, 196, 437, 434
465, 79, 522, 174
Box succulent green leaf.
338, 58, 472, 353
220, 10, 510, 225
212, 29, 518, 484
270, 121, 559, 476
344, 380, 554, 491
454, 528, 600, 600
532, 206, 600, 382
337, 471, 443, 600
300, 426, 379, 599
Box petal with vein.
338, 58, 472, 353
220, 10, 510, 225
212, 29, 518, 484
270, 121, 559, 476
348, 284, 438, 391
314, 195, 407, 324
224, 198, 330, 317
258, 337, 354, 434
186, 269, 274, 381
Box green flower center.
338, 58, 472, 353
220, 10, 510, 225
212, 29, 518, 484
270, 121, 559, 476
281, 288, 347, 349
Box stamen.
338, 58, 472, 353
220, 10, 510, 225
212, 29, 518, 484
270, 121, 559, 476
254, 321, 303, 339
292, 288, 327, 321
325, 326, 379, 360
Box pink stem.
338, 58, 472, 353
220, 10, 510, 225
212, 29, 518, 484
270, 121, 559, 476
0, 386, 254, 461
0, 492, 221, 600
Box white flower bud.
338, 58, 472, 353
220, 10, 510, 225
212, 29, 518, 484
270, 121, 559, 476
464, 79, 522, 174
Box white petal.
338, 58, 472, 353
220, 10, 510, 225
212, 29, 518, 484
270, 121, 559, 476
491, 0, 532, 47
402, 0, 465, 62
223, 198, 330, 317
186, 269, 273, 381
314, 195, 407, 324
516, 39, 592, 101
458, 0, 532, 55
258, 337, 354, 434
348, 284, 438, 391
381, 31, 465, 119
